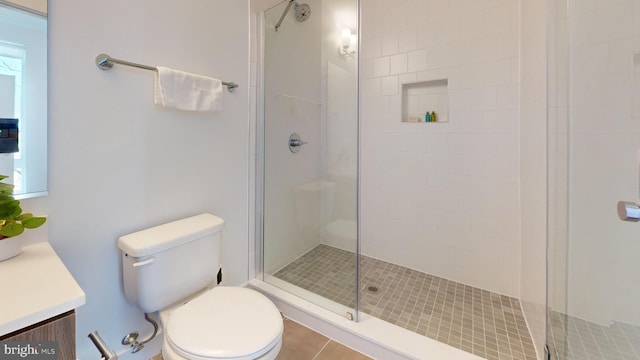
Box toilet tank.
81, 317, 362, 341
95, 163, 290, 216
118, 213, 224, 313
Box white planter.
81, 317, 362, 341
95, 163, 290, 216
0, 236, 23, 261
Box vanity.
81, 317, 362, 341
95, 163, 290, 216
0, 242, 85, 359
0, 1, 80, 356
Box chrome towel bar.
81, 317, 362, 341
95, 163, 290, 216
95, 53, 239, 92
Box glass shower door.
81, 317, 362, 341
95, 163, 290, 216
547, 0, 640, 358
260, 0, 359, 319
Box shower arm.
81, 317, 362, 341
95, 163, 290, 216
275, 0, 294, 32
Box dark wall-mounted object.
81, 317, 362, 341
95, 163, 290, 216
0, 118, 19, 154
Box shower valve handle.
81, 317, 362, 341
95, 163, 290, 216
289, 133, 307, 153
289, 139, 307, 147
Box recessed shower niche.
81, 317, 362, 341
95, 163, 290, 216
401, 79, 449, 123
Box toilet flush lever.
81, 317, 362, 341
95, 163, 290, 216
617, 201, 640, 222
132, 257, 156, 267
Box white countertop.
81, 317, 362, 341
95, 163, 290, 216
0, 242, 86, 336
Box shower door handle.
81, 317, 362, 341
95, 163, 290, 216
289, 133, 308, 153
617, 201, 640, 222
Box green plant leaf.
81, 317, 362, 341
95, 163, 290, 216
22, 217, 46, 229
16, 213, 33, 221
0, 200, 20, 219
0, 222, 24, 237
0, 175, 43, 236
0, 199, 15, 209
0, 183, 14, 195
9, 205, 21, 219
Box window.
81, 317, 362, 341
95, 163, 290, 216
0, 41, 25, 192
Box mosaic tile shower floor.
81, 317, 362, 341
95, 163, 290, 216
273, 244, 537, 360
548, 310, 640, 360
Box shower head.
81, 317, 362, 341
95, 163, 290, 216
275, 0, 311, 31
294, 2, 311, 22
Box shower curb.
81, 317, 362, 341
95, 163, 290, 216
247, 279, 483, 360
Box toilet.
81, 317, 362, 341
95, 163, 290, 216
117, 213, 283, 360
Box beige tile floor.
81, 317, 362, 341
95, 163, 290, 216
277, 318, 371, 360
150, 318, 371, 360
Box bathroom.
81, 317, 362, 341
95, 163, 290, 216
0, 0, 637, 359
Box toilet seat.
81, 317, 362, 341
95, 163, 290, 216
165, 287, 283, 360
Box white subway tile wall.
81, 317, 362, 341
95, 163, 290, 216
360, 0, 522, 297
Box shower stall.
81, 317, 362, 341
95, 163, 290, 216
258, 0, 535, 358
253, 0, 640, 359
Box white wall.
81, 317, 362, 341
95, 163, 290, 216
519, 0, 548, 358
360, 0, 522, 297
47, 1, 249, 358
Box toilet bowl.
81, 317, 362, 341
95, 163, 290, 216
159, 287, 283, 360
118, 214, 283, 360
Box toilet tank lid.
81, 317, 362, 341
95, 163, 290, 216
118, 213, 224, 257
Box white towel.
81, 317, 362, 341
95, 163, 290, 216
154, 67, 223, 112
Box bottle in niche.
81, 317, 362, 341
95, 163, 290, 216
425, 112, 431, 122
431, 111, 437, 122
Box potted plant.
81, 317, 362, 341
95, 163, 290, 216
0, 175, 46, 261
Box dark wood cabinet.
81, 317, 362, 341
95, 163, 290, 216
1, 310, 76, 359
